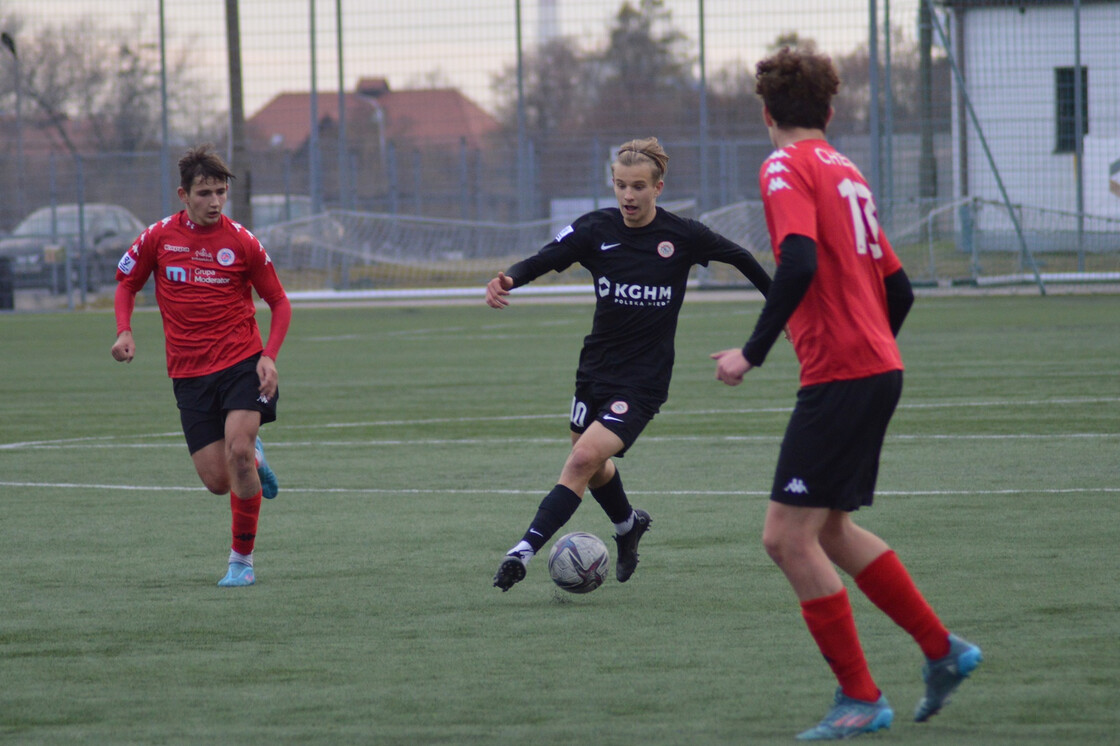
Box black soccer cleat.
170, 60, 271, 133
492, 552, 529, 592
613, 509, 651, 583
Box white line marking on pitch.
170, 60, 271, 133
3, 432, 1116, 451
0, 396, 1115, 450
1, 481, 1117, 498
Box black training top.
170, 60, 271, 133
507, 207, 771, 402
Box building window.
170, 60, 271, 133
1055, 66, 1089, 154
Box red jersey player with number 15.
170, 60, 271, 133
711, 49, 981, 740
111, 144, 292, 588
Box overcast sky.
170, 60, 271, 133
6, 0, 906, 116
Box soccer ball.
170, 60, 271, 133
547, 532, 610, 594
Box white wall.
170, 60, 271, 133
949, 2, 1120, 222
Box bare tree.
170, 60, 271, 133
4, 13, 222, 154
491, 37, 592, 139
586, 0, 697, 136
832, 25, 951, 135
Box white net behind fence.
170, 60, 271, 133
264, 195, 1120, 295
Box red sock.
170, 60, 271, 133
855, 550, 950, 660
230, 490, 262, 556
800, 588, 880, 703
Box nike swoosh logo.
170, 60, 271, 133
600, 242, 621, 251
602, 415, 624, 422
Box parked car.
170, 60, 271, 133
0, 203, 147, 293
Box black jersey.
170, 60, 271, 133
507, 207, 771, 402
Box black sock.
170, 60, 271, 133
521, 484, 582, 552
590, 469, 632, 524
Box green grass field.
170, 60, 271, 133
2, 292, 1118, 745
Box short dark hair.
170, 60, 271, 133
178, 144, 235, 193
755, 48, 840, 131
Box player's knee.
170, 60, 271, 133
565, 443, 606, 480
200, 472, 230, 495
762, 528, 806, 569
225, 438, 256, 476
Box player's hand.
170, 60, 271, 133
111, 331, 135, 363
710, 348, 752, 386
257, 355, 279, 400
783, 324, 793, 343
485, 271, 514, 309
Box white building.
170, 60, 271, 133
940, 0, 1120, 233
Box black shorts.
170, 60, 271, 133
569, 380, 661, 457
172, 353, 279, 455
770, 370, 902, 511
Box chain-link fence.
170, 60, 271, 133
1, 1, 1117, 306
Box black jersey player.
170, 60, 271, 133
487, 137, 772, 592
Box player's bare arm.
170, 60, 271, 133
485, 271, 514, 309
112, 331, 135, 363
710, 348, 752, 386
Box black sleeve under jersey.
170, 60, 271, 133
506, 233, 583, 288
694, 223, 772, 297
883, 267, 914, 337
741, 234, 817, 368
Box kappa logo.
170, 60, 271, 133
600, 242, 621, 251
783, 478, 809, 495
766, 148, 792, 161
765, 161, 790, 175
767, 177, 792, 195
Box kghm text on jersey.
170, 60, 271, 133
597, 277, 672, 306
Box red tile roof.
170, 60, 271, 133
247, 83, 501, 151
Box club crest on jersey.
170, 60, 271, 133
657, 241, 675, 258
610, 401, 629, 415
217, 248, 236, 266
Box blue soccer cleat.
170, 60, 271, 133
796, 689, 893, 741
255, 436, 279, 499
218, 561, 255, 587
914, 633, 982, 722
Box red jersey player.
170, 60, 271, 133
711, 49, 981, 740
111, 144, 292, 588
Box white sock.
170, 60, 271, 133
508, 541, 535, 563
613, 511, 635, 536
229, 549, 253, 567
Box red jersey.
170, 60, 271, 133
759, 140, 904, 387
115, 211, 289, 379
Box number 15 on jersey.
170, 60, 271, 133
838, 178, 883, 259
